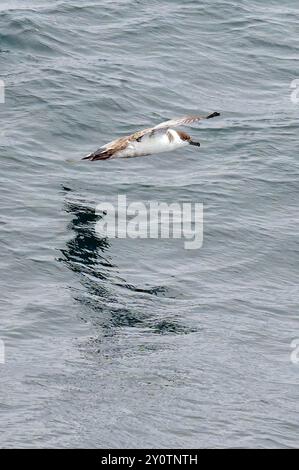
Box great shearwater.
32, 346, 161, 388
82, 111, 220, 161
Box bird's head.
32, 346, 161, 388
177, 130, 200, 147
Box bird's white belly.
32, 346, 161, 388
133, 134, 186, 157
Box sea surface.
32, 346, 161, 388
0, 0, 299, 448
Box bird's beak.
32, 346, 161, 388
189, 141, 200, 147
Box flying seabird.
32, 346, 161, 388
82, 111, 220, 161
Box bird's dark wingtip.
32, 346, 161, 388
207, 112, 220, 119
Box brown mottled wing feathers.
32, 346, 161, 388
82, 136, 130, 161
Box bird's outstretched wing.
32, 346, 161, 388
154, 112, 220, 130
125, 112, 220, 142
129, 112, 220, 142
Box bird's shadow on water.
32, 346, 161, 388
57, 185, 197, 355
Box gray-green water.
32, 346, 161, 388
1, 0, 299, 448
